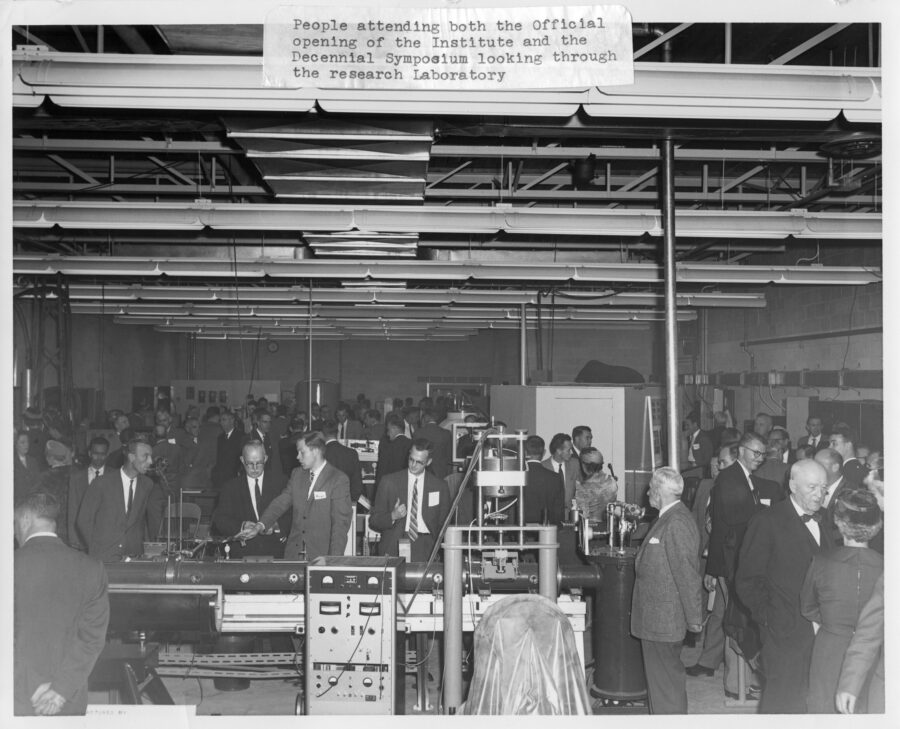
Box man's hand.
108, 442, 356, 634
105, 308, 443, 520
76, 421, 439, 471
32, 686, 66, 716
687, 623, 704, 633
703, 574, 716, 592
835, 691, 856, 714
30, 682, 52, 707
391, 498, 407, 521
236, 521, 264, 540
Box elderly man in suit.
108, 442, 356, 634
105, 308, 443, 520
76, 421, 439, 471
416, 409, 453, 479
14, 491, 109, 716
211, 441, 290, 557
735, 458, 833, 713
75, 437, 165, 561
238, 431, 352, 560
631, 467, 703, 714
542, 432, 578, 506
370, 437, 451, 562
322, 419, 364, 503
67, 436, 110, 551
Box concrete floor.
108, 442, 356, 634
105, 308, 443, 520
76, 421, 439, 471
87, 631, 758, 716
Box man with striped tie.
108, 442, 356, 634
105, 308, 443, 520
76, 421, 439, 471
370, 438, 451, 562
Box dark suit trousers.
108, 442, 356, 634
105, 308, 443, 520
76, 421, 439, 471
759, 626, 813, 713
641, 639, 688, 714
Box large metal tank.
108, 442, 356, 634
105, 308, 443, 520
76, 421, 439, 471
588, 546, 647, 702
294, 379, 340, 414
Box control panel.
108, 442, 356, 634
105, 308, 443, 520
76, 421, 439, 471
305, 556, 404, 715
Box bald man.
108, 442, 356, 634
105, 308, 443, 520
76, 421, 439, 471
736, 459, 833, 713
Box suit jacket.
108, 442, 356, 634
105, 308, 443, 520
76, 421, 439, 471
798, 434, 829, 453
541, 456, 578, 507
631, 502, 703, 642
212, 428, 245, 487
212, 470, 290, 557
67, 466, 108, 551
841, 458, 868, 487
258, 462, 352, 560
524, 461, 565, 525
706, 462, 784, 579
14, 535, 109, 716
821, 477, 856, 546
690, 477, 715, 560
415, 422, 453, 479
13, 453, 41, 502
685, 429, 715, 477
336, 418, 364, 441
837, 572, 884, 707
33, 466, 73, 545
371, 470, 450, 562
375, 434, 411, 486
278, 433, 303, 477
75, 469, 165, 561
325, 440, 364, 502
735, 496, 834, 642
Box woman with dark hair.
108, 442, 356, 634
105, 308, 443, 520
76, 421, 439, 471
574, 447, 617, 520
800, 488, 883, 713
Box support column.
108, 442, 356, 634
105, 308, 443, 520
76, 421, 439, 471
661, 139, 680, 469
442, 527, 463, 713
519, 303, 527, 385
537, 525, 558, 601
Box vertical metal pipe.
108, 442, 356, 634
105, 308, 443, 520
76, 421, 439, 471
538, 525, 558, 600
725, 23, 732, 64
307, 283, 313, 413
519, 303, 527, 385
661, 139, 681, 469
442, 528, 463, 713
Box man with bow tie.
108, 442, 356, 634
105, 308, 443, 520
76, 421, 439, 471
736, 458, 834, 713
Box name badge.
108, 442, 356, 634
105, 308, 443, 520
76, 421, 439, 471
649, 537, 660, 544
428, 491, 440, 507
314, 491, 326, 500
692, 443, 700, 450
167, 438, 177, 445
760, 498, 771, 506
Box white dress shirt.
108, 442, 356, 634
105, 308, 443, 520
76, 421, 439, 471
247, 474, 263, 519
89, 466, 104, 483
790, 494, 820, 545
120, 467, 135, 511
307, 466, 323, 499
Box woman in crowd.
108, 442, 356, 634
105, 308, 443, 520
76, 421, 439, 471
800, 488, 883, 713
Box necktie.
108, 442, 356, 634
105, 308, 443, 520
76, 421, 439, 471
339, 422, 344, 439
254, 478, 262, 516
90, 468, 100, 484
407, 479, 419, 542
126, 478, 134, 514
802, 511, 822, 523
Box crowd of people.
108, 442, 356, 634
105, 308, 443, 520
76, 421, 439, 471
12, 397, 884, 716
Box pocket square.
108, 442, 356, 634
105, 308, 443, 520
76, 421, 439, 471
649, 537, 660, 544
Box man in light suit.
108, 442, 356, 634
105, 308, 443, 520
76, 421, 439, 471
735, 458, 833, 713
631, 467, 703, 714
542, 432, 578, 506
67, 436, 109, 551
14, 491, 109, 716
75, 438, 165, 561
415, 409, 453, 479
211, 441, 290, 558
239, 431, 352, 560
322, 419, 364, 503
370, 437, 451, 562
836, 572, 884, 714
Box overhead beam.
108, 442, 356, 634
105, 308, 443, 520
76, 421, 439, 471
12, 201, 882, 239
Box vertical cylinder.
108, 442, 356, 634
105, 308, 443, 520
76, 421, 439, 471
519, 303, 527, 385
661, 139, 680, 469
307, 284, 313, 413
537, 525, 558, 600
442, 528, 464, 713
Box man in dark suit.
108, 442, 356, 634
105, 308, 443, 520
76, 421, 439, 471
239, 431, 352, 560
523, 435, 564, 525
571, 425, 593, 459
75, 438, 165, 561
735, 458, 833, 713
14, 491, 109, 716
212, 410, 244, 488
704, 432, 783, 697
278, 413, 306, 477
370, 437, 451, 562
631, 467, 703, 714
375, 411, 412, 488
211, 441, 289, 558
798, 416, 828, 454
828, 425, 868, 487
335, 403, 364, 441
415, 409, 453, 479
542, 432, 578, 506
322, 419, 364, 503
14, 429, 42, 503
67, 436, 109, 551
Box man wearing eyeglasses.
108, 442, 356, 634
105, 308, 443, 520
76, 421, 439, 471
211, 441, 289, 558
370, 438, 450, 562
701, 432, 784, 699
